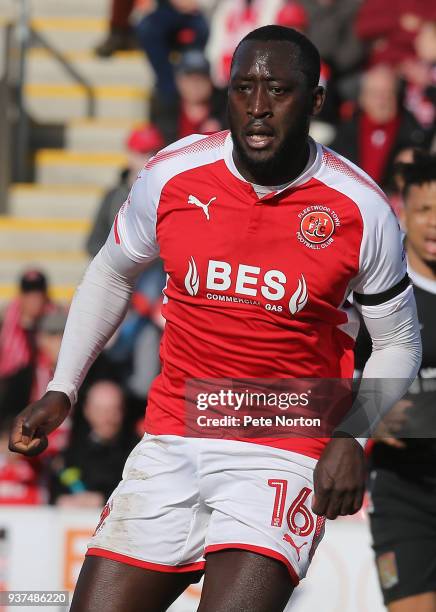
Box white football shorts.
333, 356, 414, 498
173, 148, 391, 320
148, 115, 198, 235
87, 434, 326, 585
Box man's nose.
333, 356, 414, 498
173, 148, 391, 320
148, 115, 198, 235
248, 84, 272, 118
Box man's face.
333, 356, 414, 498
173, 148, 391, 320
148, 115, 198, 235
20, 291, 47, 323
359, 67, 398, 124
176, 72, 212, 104
402, 182, 436, 266
84, 385, 124, 441
228, 40, 323, 181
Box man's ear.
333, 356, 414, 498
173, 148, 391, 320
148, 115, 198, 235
311, 86, 325, 117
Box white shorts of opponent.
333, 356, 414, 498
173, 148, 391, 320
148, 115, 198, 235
87, 434, 326, 585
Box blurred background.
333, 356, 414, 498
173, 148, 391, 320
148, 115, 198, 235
0, 0, 434, 610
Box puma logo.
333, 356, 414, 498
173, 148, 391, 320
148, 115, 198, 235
283, 533, 307, 561
187, 194, 216, 221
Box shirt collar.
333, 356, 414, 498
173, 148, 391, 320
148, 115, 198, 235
223, 132, 322, 196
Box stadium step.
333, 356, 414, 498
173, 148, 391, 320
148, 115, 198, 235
66, 118, 138, 152
30, 17, 106, 52
9, 184, 103, 218
35, 150, 127, 187
0, 0, 108, 19
0, 251, 88, 286
25, 83, 148, 121
0, 217, 90, 252
27, 49, 151, 87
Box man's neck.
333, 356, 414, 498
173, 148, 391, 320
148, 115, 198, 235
232, 140, 310, 186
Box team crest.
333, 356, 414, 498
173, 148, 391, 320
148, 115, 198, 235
296, 205, 340, 250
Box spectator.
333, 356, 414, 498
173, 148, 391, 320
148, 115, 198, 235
331, 64, 429, 188
0, 270, 54, 418
400, 20, 436, 132
136, 0, 209, 102
94, 0, 140, 57
86, 124, 164, 257
52, 381, 139, 508
355, 0, 436, 68
296, 0, 364, 87
153, 50, 225, 144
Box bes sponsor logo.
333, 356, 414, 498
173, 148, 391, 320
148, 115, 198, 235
296, 205, 340, 250
184, 258, 308, 316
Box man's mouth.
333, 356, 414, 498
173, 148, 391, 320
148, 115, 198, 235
244, 126, 275, 150
245, 134, 274, 149
424, 238, 436, 256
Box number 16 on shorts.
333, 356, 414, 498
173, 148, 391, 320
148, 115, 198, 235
268, 480, 325, 565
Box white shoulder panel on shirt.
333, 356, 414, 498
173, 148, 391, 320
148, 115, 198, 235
315, 146, 406, 298
115, 131, 228, 263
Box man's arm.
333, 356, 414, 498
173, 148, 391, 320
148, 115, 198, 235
8, 238, 149, 456
311, 285, 422, 519
345, 285, 421, 438
9, 166, 159, 456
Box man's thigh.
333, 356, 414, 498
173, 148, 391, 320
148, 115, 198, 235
197, 549, 294, 612
70, 556, 202, 612
201, 441, 325, 584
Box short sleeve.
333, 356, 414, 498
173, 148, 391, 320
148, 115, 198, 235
114, 168, 159, 263
352, 207, 409, 306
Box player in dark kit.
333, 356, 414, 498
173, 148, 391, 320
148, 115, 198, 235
366, 151, 436, 612
9, 27, 421, 612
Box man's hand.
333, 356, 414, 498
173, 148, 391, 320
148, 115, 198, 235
312, 437, 366, 520
9, 391, 71, 456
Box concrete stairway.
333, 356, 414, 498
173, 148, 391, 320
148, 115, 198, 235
0, 0, 153, 304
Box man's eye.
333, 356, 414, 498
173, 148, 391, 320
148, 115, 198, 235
271, 87, 284, 95
238, 85, 250, 92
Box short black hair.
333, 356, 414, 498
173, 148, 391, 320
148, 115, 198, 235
231, 25, 321, 89
398, 149, 436, 197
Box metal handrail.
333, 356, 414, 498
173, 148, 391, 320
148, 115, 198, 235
0, 23, 14, 213
31, 29, 96, 118
3, 0, 96, 187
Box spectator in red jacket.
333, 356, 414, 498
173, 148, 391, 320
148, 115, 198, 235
153, 50, 225, 144
400, 20, 436, 132
0, 270, 54, 419
331, 64, 430, 188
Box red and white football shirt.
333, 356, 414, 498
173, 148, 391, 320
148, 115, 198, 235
115, 131, 407, 459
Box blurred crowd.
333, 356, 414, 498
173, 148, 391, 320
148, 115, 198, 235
0, 0, 435, 507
